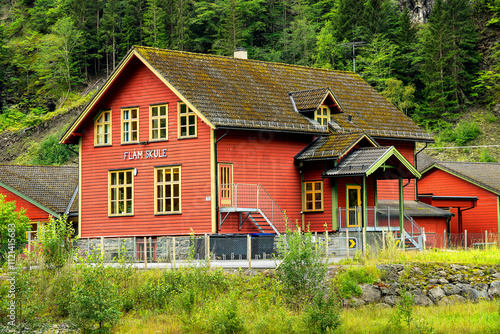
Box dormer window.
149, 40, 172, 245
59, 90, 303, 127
315, 105, 331, 126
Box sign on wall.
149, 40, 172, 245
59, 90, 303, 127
123, 148, 167, 160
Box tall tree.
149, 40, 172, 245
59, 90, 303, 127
357, 34, 397, 90
100, 0, 123, 75
419, 0, 479, 121
143, 0, 167, 48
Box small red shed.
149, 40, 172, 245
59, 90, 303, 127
418, 157, 500, 244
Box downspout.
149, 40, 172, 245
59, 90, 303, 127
414, 142, 428, 199
215, 130, 229, 233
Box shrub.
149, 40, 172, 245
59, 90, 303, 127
276, 228, 328, 305
34, 214, 76, 267
31, 132, 76, 165
332, 265, 380, 299
480, 148, 498, 162
303, 294, 341, 333
70, 253, 121, 333
206, 296, 244, 334
0, 194, 31, 264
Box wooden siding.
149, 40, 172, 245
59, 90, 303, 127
419, 169, 499, 233
0, 185, 51, 222
80, 61, 212, 238
301, 162, 334, 231
216, 131, 311, 233
375, 140, 416, 200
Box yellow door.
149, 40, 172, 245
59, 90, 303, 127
218, 164, 233, 206
346, 185, 361, 227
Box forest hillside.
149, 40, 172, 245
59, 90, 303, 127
0, 0, 500, 165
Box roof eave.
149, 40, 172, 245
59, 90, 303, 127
0, 180, 60, 217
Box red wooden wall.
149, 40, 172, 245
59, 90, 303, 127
376, 140, 416, 200
419, 169, 499, 234
79, 59, 212, 237
216, 130, 308, 233
0, 185, 51, 222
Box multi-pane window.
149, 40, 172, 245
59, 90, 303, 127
122, 108, 139, 143
94, 110, 111, 146
178, 103, 197, 138
315, 105, 331, 126
304, 181, 323, 212
155, 166, 181, 214
150, 104, 168, 141
109, 170, 134, 216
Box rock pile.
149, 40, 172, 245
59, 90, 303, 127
345, 263, 500, 307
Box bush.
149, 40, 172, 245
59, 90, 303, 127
0, 194, 31, 264
276, 228, 328, 305
31, 132, 77, 165
70, 253, 121, 333
206, 296, 244, 334
438, 120, 481, 146
332, 266, 380, 299
35, 214, 76, 268
303, 294, 341, 333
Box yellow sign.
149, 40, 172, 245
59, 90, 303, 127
349, 238, 356, 248
395, 240, 401, 246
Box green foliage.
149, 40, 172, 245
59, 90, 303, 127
332, 265, 380, 299
479, 148, 498, 162
381, 78, 416, 115
31, 132, 76, 165
473, 45, 500, 105
206, 295, 244, 334
0, 194, 31, 263
438, 120, 481, 146
276, 228, 328, 304
303, 294, 342, 334
70, 253, 121, 333
34, 214, 76, 267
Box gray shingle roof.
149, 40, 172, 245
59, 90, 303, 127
426, 161, 500, 195
0, 165, 78, 214
288, 87, 334, 111
295, 132, 376, 161
323, 147, 393, 177
377, 200, 453, 218
134, 47, 432, 140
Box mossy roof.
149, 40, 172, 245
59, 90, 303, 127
0, 165, 78, 215
295, 132, 377, 161
133, 46, 432, 140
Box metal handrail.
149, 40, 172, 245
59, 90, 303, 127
218, 183, 291, 233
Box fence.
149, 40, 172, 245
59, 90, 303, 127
73, 232, 361, 268
423, 231, 499, 249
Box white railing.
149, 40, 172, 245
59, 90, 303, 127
338, 206, 423, 249
219, 183, 291, 233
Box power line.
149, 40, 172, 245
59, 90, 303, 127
424, 144, 500, 150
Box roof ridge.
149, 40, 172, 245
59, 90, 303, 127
133, 45, 358, 76
439, 161, 500, 166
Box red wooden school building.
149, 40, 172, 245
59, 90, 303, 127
60, 46, 443, 242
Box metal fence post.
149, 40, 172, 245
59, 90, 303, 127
464, 230, 468, 250
100, 236, 104, 259
382, 227, 385, 251
172, 237, 176, 269
144, 237, 147, 269
362, 225, 366, 256
485, 230, 488, 248
205, 234, 210, 263
444, 229, 447, 249
401, 229, 405, 251
247, 234, 252, 270
346, 229, 349, 258
422, 227, 426, 250
325, 230, 329, 258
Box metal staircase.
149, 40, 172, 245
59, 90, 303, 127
218, 184, 290, 235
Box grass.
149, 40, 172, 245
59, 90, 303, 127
340, 300, 500, 334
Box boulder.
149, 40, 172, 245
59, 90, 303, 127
438, 295, 467, 306
492, 273, 500, 280
443, 284, 461, 296
488, 281, 500, 298
360, 284, 382, 303
428, 286, 445, 303
383, 295, 400, 307
438, 278, 449, 285
413, 294, 434, 306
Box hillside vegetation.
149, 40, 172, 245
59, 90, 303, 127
0, 0, 500, 164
